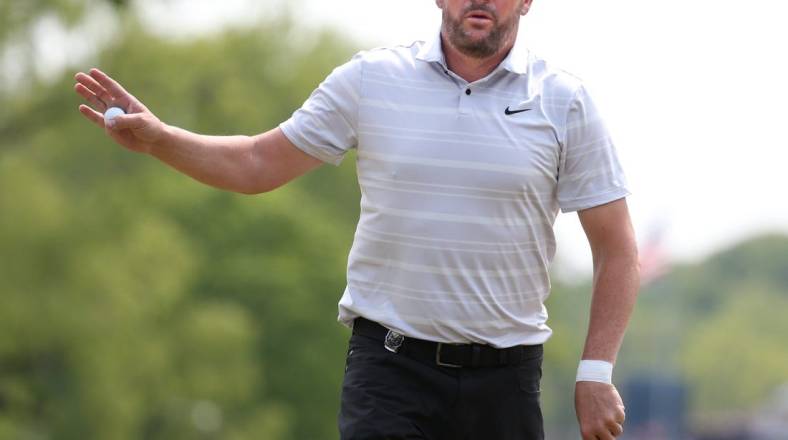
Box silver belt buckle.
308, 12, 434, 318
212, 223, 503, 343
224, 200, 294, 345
384, 329, 405, 353
435, 342, 463, 368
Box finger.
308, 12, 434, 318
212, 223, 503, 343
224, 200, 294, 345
74, 72, 113, 107
106, 113, 146, 131
582, 428, 612, 440
89, 68, 129, 102
605, 420, 624, 437
74, 83, 108, 113
78, 104, 105, 128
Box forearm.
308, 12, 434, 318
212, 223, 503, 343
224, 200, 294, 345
149, 124, 262, 194
581, 250, 640, 363
75, 69, 323, 194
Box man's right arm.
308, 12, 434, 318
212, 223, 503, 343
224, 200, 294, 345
149, 125, 324, 194
74, 68, 324, 194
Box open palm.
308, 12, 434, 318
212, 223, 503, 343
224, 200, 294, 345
73, 68, 164, 154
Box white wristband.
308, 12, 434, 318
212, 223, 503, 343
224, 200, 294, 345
576, 360, 614, 384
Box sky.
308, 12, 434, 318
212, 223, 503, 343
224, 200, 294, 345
121, 0, 788, 274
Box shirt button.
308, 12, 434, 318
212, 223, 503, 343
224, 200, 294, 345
465, 88, 472, 95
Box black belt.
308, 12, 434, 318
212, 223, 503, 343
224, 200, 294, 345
352, 317, 543, 368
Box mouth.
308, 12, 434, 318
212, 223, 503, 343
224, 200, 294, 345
464, 9, 495, 27
465, 9, 494, 21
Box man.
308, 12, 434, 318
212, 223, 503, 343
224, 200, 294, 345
73, 0, 639, 438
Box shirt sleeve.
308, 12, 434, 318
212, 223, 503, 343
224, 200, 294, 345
279, 53, 362, 166
556, 85, 631, 213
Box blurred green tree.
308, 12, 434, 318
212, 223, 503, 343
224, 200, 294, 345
617, 234, 788, 421
1, 3, 360, 439
681, 289, 788, 413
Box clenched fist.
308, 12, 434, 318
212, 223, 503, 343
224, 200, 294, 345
575, 381, 626, 440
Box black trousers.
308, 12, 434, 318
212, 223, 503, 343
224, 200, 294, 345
338, 331, 545, 440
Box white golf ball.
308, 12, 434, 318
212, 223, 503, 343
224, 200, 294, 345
104, 106, 125, 125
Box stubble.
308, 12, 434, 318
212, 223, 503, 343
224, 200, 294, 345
442, 3, 521, 59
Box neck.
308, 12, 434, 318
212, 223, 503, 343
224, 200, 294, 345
440, 33, 516, 83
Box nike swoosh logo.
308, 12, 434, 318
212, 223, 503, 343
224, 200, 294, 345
505, 106, 532, 115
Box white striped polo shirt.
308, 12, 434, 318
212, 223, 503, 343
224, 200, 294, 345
279, 31, 630, 347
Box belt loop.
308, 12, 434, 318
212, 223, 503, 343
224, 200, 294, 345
471, 345, 481, 368
499, 349, 507, 365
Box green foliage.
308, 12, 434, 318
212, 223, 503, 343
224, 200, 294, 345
0, 0, 87, 42
616, 235, 788, 419
542, 234, 788, 428
682, 289, 788, 413
643, 234, 788, 321
1, 7, 360, 439
0, 150, 283, 439
0, 0, 128, 102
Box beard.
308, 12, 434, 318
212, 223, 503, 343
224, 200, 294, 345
442, 3, 520, 59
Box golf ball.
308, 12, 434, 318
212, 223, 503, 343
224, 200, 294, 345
104, 106, 125, 125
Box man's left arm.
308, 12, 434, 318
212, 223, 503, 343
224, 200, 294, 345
574, 197, 640, 440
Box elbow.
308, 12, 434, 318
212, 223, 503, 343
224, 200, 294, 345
628, 241, 641, 278
233, 167, 277, 195
236, 179, 289, 195
630, 242, 642, 291
592, 239, 641, 284
235, 181, 274, 195
631, 241, 641, 268
236, 188, 265, 196
616, 235, 640, 269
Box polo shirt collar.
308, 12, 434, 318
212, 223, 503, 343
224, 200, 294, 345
416, 29, 529, 76
415, 30, 447, 67
499, 36, 529, 75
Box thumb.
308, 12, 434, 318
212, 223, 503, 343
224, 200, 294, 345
106, 112, 146, 131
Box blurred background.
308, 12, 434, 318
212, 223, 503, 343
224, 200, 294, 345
1, 0, 786, 439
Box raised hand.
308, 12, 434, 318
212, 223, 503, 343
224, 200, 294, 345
73, 68, 165, 154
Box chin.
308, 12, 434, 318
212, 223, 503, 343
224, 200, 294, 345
462, 29, 492, 43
